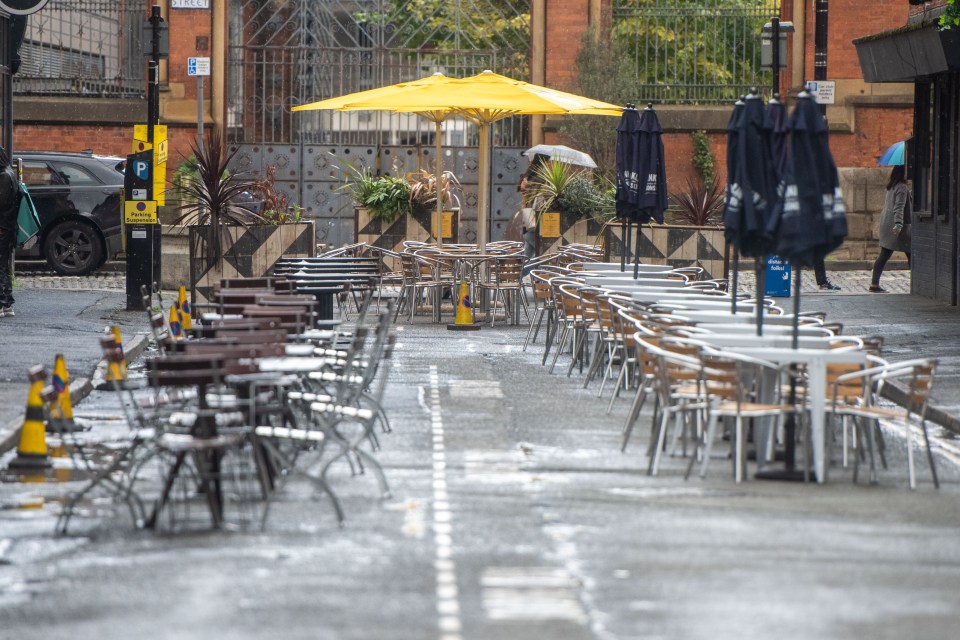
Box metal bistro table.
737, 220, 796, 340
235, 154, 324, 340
717, 343, 867, 483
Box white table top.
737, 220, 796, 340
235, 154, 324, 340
584, 276, 687, 288
578, 263, 674, 272
674, 310, 800, 325
697, 323, 830, 336
695, 333, 836, 350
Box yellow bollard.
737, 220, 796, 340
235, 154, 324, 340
178, 285, 193, 332
107, 325, 128, 381
447, 280, 481, 331
47, 354, 79, 433
7, 365, 52, 470
169, 302, 183, 340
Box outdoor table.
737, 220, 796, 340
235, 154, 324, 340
672, 310, 800, 325
625, 291, 738, 304
577, 262, 674, 272
721, 345, 867, 483
583, 276, 687, 288
695, 333, 836, 350
646, 299, 760, 312
697, 323, 829, 336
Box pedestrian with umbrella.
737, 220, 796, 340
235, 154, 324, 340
869, 164, 911, 292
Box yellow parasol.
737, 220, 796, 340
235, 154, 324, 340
294, 71, 623, 249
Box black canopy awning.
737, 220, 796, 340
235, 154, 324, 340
855, 19, 960, 82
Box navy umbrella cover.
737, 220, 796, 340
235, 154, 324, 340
615, 106, 644, 222
724, 93, 778, 258
636, 106, 667, 224
765, 96, 789, 181
770, 92, 848, 267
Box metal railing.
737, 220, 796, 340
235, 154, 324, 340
613, 0, 779, 104
13, 0, 146, 99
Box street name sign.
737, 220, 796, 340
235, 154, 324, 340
172, 0, 209, 8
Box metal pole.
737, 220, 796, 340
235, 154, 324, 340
813, 0, 829, 117
197, 76, 204, 155
435, 119, 443, 248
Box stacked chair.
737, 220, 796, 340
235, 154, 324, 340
56, 283, 399, 535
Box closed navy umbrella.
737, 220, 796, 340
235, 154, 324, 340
771, 92, 848, 271
722, 97, 745, 312
765, 95, 789, 182
724, 92, 778, 331
615, 105, 642, 271
632, 104, 667, 277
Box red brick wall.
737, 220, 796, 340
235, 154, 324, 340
803, 0, 909, 82
168, 6, 213, 101
831, 106, 914, 168
545, 0, 591, 91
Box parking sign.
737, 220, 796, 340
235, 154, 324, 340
187, 57, 210, 77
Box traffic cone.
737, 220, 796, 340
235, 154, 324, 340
178, 285, 193, 332
106, 325, 128, 381
169, 302, 183, 340
7, 365, 51, 471
447, 280, 480, 331
47, 354, 79, 433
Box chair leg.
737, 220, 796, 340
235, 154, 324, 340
647, 409, 671, 476
919, 417, 940, 489
620, 378, 650, 452
549, 322, 570, 373
699, 411, 721, 478
606, 364, 629, 415
523, 306, 544, 351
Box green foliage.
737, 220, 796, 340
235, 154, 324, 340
340, 163, 411, 223
691, 130, 715, 186
941, 0, 960, 30
529, 161, 614, 222
408, 169, 462, 212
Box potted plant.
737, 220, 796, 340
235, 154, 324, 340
529, 160, 614, 253
173, 129, 316, 308
408, 169, 462, 241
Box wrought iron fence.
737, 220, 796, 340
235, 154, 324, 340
613, 0, 779, 104
227, 0, 530, 145
13, 0, 146, 98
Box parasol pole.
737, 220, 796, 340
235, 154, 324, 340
435, 119, 444, 248
633, 222, 642, 279
620, 217, 630, 271
476, 120, 491, 251
730, 246, 739, 314
756, 255, 766, 336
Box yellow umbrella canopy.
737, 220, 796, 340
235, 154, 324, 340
294, 71, 623, 248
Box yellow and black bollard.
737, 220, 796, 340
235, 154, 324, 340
47, 354, 79, 433
169, 302, 183, 340
106, 325, 128, 381
7, 365, 52, 471
178, 285, 193, 333
447, 279, 480, 331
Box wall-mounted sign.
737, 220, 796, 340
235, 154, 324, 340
172, 0, 209, 8
805, 80, 836, 105
0, 0, 50, 16
540, 212, 561, 238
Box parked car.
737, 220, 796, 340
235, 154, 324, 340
14, 150, 125, 275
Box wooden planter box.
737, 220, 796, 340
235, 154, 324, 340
537, 210, 605, 255
356, 207, 459, 269
188, 222, 316, 309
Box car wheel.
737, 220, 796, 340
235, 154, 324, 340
42, 219, 105, 276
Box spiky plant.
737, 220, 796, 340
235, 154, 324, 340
173, 129, 264, 264
670, 174, 724, 226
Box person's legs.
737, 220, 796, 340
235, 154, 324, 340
814, 258, 839, 290
871, 247, 894, 288
0, 229, 14, 311
814, 259, 827, 286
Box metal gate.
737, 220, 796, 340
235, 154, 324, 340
226, 0, 531, 246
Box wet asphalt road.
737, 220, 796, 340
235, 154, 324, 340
2, 300, 960, 639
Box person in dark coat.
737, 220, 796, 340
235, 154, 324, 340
0, 146, 19, 316
870, 165, 911, 293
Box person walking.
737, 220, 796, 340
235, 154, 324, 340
870, 165, 911, 293
0, 146, 19, 317
814, 257, 840, 291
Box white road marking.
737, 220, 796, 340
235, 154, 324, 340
430, 365, 462, 640
481, 567, 588, 623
